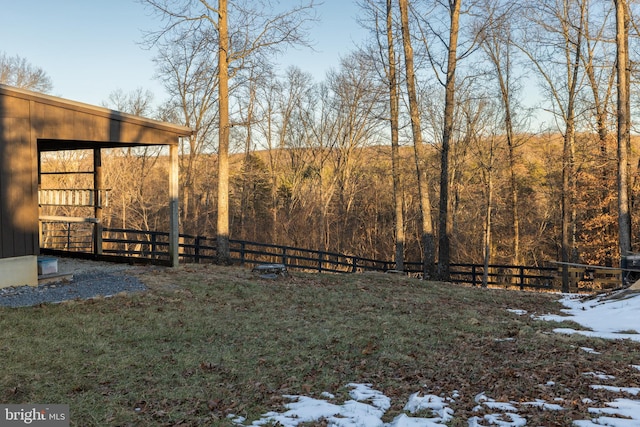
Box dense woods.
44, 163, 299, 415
36, 0, 640, 277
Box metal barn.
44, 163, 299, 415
0, 84, 191, 288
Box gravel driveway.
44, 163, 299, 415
0, 258, 147, 308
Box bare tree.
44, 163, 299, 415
436, 0, 462, 280
411, 0, 485, 279
386, 0, 406, 271
326, 51, 386, 253
399, 0, 436, 278
478, 2, 525, 265
517, 0, 587, 291
462, 98, 498, 286
0, 52, 53, 93
262, 67, 318, 247
142, 0, 317, 263
102, 88, 162, 235
581, 0, 616, 265
104, 87, 156, 116
357, 0, 407, 270
152, 28, 219, 236
218, 0, 232, 263
615, 0, 632, 261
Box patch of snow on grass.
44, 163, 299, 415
583, 372, 616, 380
574, 399, 640, 426
590, 385, 640, 396
468, 413, 527, 427
241, 384, 454, 427
471, 393, 526, 426
403, 393, 454, 423
521, 399, 565, 411
236, 291, 640, 427
538, 293, 640, 342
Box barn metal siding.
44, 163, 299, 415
0, 94, 38, 259
0, 84, 191, 266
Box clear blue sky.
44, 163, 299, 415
0, 0, 367, 108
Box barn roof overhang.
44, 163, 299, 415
0, 84, 193, 151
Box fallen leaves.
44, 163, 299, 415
4, 264, 640, 426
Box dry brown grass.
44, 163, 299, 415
1, 263, 639, 426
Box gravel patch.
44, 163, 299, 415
0, 258, 147, 308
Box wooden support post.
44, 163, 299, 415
38, 151, 42, 249
169, 143, 180, 267
93, 148, 103, 255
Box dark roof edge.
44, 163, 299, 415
0, 84, 193, 137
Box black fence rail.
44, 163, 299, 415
400, 261, 557, 291
450, 263, 556, 290
102, 228, 171, 260
40, 220, 94, 252
225, 240, 394, 273
101, 229, 394, 273
42, 225, 561, 290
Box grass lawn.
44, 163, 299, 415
1, 264, 639, 426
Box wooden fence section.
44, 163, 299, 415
378, 261, 557, 290
100, 229, 394, 274
40, 220, 94, 252
446, 263, 556, 290
40, 225, 572, 291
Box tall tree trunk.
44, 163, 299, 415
561, 121, 576, 292
399, 0, 435, 278
483, 29, 521, 265
387, 0, 405, 271
240, 77, 256, 241
584, 29, 615, 266
615, 0, 632, 261
505, 108, 520, 265
560, 0, 583, 292
217, 0, 231, 264
437, 0, 461, 281
496, 58, 520, 266
482, 158, 493, 288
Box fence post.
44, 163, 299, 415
519, 266, 525, 290
472, 265, 477, 287
239, 242, 246, 266
282, 247, 288, 266
194, 236, 202, 264
150, 232, 158, 259
318, 252, 324, 273
352, 257, 357, 273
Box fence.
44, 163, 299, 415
40, 225, 563, 291
40, 220, 94, 252
99, 229, 394, 274
446, 263, 556, 290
